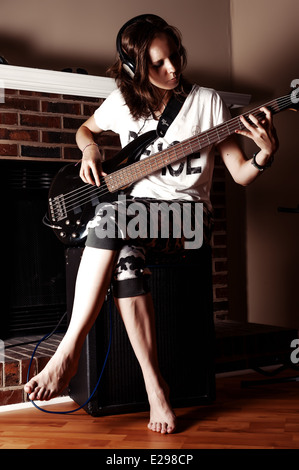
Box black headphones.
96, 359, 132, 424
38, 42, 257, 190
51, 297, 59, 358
116, 14, 165, 78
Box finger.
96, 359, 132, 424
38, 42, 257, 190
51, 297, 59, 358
93, 162, 108, 186
247, 113, 260, 127
235, 128, 251, 138
80, 165, 96, 185
79, 171, 87, 184
239, 114, 262, 134
260, 107, 273, 126
260, 106, 271, 119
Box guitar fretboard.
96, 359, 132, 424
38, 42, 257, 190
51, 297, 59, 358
104, 94, 291, 192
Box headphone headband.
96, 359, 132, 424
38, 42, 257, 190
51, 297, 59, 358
116, 14, 166, 78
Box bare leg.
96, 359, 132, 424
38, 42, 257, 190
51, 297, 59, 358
24, 247, 117, 401
114, 293, 177, 434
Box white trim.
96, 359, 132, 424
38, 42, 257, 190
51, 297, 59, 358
0, 64, 251, 106
0, 64, 116, 98
218, 90, 251, 108
0, 396, 74, 413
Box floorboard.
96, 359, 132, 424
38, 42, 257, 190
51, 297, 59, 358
1, 369, 299, 450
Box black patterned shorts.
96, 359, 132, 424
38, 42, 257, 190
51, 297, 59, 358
85, 196, 213, 298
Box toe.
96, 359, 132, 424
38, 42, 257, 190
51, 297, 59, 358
24, 379, 37, 394
29, 386, 41, 401
155, 422, 162, 433
161, 422, 168, 434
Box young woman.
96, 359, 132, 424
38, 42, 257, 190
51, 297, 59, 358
24, 14, 278, 434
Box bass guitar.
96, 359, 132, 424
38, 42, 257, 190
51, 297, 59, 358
45, 88, 299, 246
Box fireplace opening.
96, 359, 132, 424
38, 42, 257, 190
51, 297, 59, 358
2, 160, 68, 338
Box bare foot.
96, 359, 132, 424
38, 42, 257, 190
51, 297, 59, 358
147, 384, 177, 434
24, 346, 79, 401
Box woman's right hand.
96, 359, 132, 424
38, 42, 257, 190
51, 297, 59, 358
79, 145, 107, 187
76, 116, 107, 187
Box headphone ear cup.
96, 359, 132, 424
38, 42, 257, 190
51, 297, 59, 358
116, 14, 163, 79
122, 61, 135, 78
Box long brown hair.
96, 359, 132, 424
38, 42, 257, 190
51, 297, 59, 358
108, 15, 190, 120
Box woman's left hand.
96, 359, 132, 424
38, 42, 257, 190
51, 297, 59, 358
236, 106, 279, 161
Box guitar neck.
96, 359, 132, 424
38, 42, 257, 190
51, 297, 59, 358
104, 94, 292, 193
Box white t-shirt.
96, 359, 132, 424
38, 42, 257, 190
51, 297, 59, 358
94, 84, 231, 211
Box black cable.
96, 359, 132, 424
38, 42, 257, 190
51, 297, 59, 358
26, 294, 113, 414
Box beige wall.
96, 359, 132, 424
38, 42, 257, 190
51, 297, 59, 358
1, 0, 298, 327
0, 0, 232, 89
230, 0, 299, 328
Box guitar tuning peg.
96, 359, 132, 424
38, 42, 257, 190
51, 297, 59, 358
290, 80, 299, 109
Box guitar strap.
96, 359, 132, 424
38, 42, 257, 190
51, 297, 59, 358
130, 92, 188, 164
104, 92, 188, 171
156, 93, 186, 138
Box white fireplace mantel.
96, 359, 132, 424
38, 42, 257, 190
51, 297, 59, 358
0, 64, 251, 107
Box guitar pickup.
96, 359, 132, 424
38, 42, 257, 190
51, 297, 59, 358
49, 194, 67, 221
91, 196, 100, 207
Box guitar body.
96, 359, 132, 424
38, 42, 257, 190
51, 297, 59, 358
47, 163, 107, 246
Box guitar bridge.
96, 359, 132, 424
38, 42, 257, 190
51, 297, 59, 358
49, 194, 67, 222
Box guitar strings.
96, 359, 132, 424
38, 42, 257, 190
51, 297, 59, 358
51, 94, 293, 218
54, 94, 292, 214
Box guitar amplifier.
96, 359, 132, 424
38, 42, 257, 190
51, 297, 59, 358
65, 244, 216, 416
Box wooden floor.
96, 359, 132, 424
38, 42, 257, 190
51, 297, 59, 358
1, 370, 299, 450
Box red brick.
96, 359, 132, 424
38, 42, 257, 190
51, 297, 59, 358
63, 116, 86, 129
215, 286, 228, 299
214, 260, 228, 272
20, 90, 61, 99
0, 144, 18, 156
20, 114, 61, 129
213, 234, 227, 246
213, 300, 229, 314
83, 103, 100, 116
212, 247, 227, 259
3, 96, 40, 112
96, 132, 121, 147
4, 88, 19, 96
0, 128, 39, 142
63, 146, 81, 159
42, 130, 76, 144
21, 358, 37, 385
63, 94, 101, 103
21, 145, 61, 158
0, 388, 24, 405
42, 101, 80, 115
36, 357, 50, 373
4, 361, 20, 386
0, 112, 18, 125
213, 273, 228, 285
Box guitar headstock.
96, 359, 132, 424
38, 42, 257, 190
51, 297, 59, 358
290, 79, 299, 111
